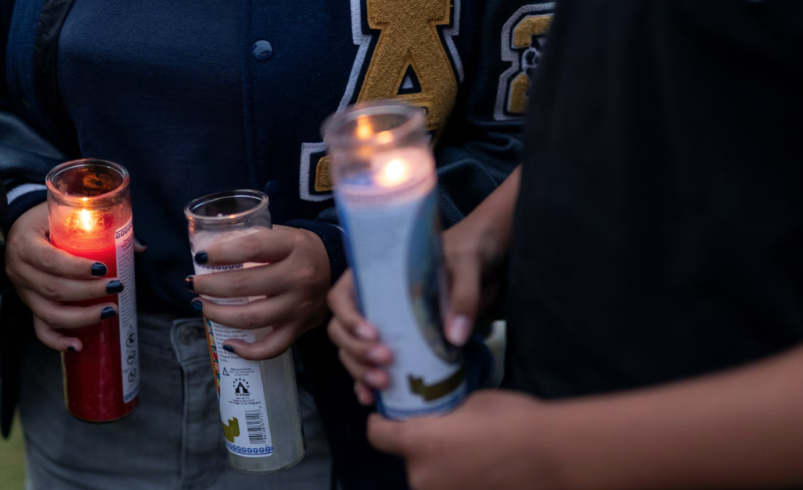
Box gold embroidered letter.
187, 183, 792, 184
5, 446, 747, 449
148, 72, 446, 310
359, 0, 458, 140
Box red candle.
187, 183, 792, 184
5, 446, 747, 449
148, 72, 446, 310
46, 160, 139, 423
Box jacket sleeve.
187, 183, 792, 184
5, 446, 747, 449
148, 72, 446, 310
0, 0, 66, 237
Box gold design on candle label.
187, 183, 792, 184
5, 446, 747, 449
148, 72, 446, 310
408, 367, 466, 402
223, 417, 241, 443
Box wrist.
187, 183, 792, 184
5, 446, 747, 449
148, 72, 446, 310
285, 219, 347, 285
6, 187, 47, 232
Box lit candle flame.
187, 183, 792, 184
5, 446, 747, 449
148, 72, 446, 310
376, 158, 410, 187
376, 130, 393, 145
356, 115, 374, 140
79, 209, 94, 232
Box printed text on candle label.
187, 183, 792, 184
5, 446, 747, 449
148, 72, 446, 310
209, 322, 274, 457
115, 219, 139, 403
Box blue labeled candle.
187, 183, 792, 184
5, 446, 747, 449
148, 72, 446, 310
323, 101, 467, 420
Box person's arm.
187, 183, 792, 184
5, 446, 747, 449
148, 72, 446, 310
0, 2, 67, 240
539, 344, 803, 490
0, 3, 118, 355
367, 344, 803, 490
440, 165, 519, 345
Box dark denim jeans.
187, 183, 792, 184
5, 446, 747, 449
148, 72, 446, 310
20, 313, 331, 490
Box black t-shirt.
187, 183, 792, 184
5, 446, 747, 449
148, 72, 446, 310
505, 0, 803, 399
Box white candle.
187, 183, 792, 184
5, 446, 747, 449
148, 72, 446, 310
325, 102, 467, 420
185, 190, 304, 474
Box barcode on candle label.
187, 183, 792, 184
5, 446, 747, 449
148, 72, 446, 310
245, 410, 268, 445
115, 218, 139, 403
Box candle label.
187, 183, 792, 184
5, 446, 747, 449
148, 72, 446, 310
115, 219, 139, 404
194, 261, 274, 458
337, 181, 467, 419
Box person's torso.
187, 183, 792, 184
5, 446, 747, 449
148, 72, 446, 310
505, 0, 803, 400
58, 0, 250, 312
52, 0, 506, 313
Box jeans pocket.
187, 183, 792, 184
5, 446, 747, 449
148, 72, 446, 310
171, 319, 228, 489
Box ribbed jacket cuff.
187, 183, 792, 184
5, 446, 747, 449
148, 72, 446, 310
6, 189, 46, 231
286, 219, 348, 284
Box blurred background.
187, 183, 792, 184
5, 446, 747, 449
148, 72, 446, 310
0, 416, 26, 488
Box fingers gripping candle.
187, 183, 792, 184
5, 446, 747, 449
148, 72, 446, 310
46, 159, 139, 422
323, 102, 467, 419
185, 190, 304, 475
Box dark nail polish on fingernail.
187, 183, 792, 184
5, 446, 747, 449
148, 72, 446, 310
191, 299, 203, 315
195, 251, 208, 264
184, 276, 195, 292
101, 306, 117, 320
91, 263, 107, 277
67, 346, 77, 353
106, 280, 124, 295
135, 237, 147, 247
222, 345, 235, 353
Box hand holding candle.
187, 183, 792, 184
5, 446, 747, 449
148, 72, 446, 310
186, 224, 330, 360
329, 167, 521, 405
5, 201, 122, 352
36, 158, 141, 423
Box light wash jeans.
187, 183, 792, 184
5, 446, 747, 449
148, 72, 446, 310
19, 313, 331, 490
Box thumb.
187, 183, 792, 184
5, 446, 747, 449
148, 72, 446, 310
222, 326, 297, 361
134, 237, 147, 253
445, 251, 481, 347
367, 413, 410, 456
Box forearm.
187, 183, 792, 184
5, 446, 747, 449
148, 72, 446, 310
538, 345, 803, 490
460, 165, 521, 252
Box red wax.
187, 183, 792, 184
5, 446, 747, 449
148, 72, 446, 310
51, 238, 138, 422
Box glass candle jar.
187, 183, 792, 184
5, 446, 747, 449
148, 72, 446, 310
46, 158, 139, 423
185, 190, 304, 474
323, 101, 466, 420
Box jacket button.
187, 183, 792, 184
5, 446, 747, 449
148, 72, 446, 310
263, 180, 283, 198
252, 40, 273, 61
